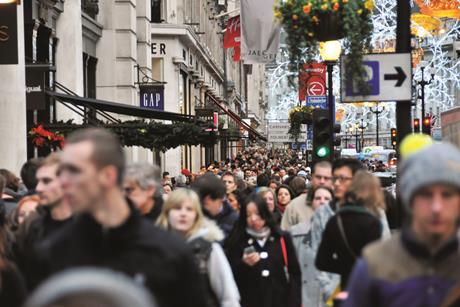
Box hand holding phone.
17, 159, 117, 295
242, 246, 260, 266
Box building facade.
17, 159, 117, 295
0, 0, 267, 176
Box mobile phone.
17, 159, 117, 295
243, 246, 256, 255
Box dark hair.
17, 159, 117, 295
225, 193, 280, 250
0, 174, 5, 196
276, 184, 295, 200
289, 176, 307, 197
20, 158, 44, 191
256, 173, 270, 187
66, 128, 125, 186
332, 158, 364, 175
312, 161, 332, 175
267, 179, 280, 189
162, 172, 170, 178
191, 173, 226, 202
0, 169, 20, 192
228, 189, 247, 208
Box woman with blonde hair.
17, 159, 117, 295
157, 188, 240, 307
316, 171, 390, 289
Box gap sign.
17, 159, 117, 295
140, 85, 164, 110
341, 53, 412, 102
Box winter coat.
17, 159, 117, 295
344, 229, 460, 307
315, 205, 382, 288
0, 263, 27, 307
37, 201, 208, 307
280, 193, 314, 230
187, 220, 241, 307
290, 221, 327, 307
205, 201, 238, 239
226, 230, 301, 307
13, 206, 74, 291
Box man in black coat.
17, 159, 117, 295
37, 128, 207, 307
14, 153, 74, 291
192, 173, 238, 238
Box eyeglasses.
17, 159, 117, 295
332, 176, 353, 183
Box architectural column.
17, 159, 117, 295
0, 3, 27, 173
55, 0, 84, 121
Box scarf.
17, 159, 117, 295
246, 226, 271, 240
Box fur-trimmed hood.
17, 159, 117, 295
188, 218, 224, 243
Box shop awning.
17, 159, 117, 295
206, 95, 267, 142
46, 90, 194, 123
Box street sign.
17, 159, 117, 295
299, 63, 326, 104
306, 96, 328, 109
267, 123, 307, 143
341, 53, 412, 102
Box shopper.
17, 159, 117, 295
315, 171, 387, 288
226, 194, 301, 307
123, 163, 163, 223
291, 186, 334, 307
344, 143, 460, 307
157, 188, 241, 307
37, 128, 207, 307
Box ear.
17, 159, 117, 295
99, 165, 119, 188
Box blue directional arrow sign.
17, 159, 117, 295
341, 53, 412, 102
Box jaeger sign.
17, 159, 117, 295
0, 3, 18, 65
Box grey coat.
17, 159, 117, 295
290, 221, 327, 307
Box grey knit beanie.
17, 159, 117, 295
399, 142, 460, 208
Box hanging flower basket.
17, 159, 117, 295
313, 12, 345, 41
274, 0, 375, 93
288, 106, 314, 141
29, 125, 65, 150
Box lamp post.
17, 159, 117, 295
416, 61, 435, 119
358, 119, 367, 151
369, 103, 385, 146
319, 40, 342, 157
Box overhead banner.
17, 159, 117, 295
223, 16, 240, 49
0, 3, 18, 65
240, 0, 281, 64
223, 15, 241, 62
299, 63, 326, 104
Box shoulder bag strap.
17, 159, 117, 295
337, 214, 357, 259
280, 236, 290, 282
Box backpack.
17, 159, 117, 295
189, 237, 219, 307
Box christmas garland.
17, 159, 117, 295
30, 120, 218, 152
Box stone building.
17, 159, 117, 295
0, 0, 267, 176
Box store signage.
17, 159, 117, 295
25, 68, 46, 110
299, 63, 326, 104
151, 42, 166, 55
341, 53, 412, 102
140, 85, 164, 110
0, 3, 18, 64
267, 123, 307, 143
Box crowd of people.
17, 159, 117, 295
0, 128, 460, 307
